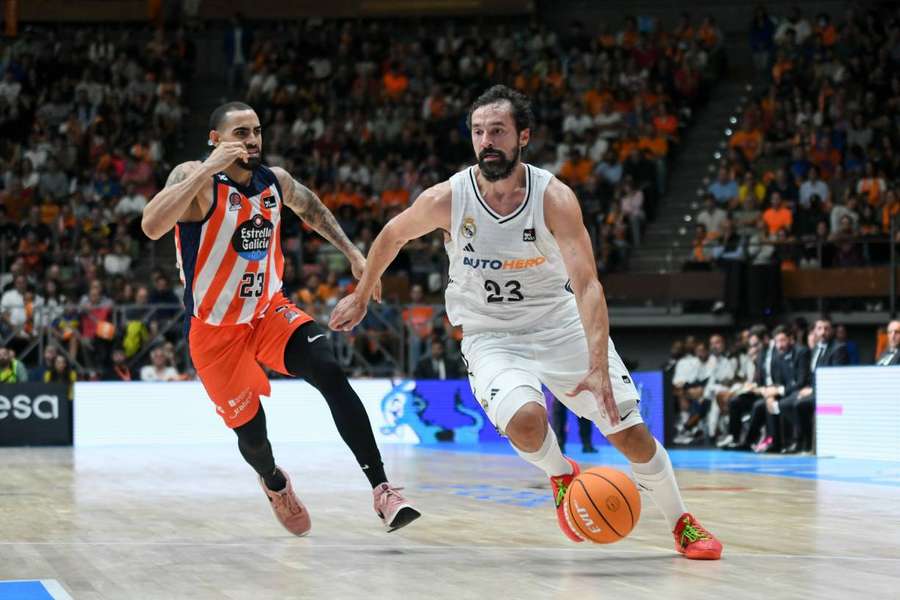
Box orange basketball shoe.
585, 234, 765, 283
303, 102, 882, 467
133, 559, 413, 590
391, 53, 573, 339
551, 457, 584, 543
259, 468, 311, 537
673, 513, 722, 559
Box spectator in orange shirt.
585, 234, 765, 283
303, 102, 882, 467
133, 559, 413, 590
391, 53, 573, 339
729, 123, 763, 162
652, 103, 679, 142
882, 189, 900, 234
335, 182, 365, 211
696, 15, 721, 50
380, 174, 410, 210
857, 162, 887, 206
772, 50, 793, 84
638, 123, 668, 158
382, 62, 409, 101
762, 193, 793, 235
583, 87, 612, 116
815, 13, 837, 46
559, 149, 594, 186
810, 137, 842, 180
319, 182, 339, 211
402, 283, 436, 367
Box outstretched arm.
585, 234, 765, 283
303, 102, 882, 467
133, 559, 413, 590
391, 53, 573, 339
544, 178, 620, 425
329, 181, 451, 331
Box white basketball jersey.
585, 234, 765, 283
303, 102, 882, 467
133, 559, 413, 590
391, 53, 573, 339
444, 164, 580, 334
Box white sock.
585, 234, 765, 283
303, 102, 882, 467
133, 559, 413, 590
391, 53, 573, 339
630, 438, 687, 530
513, 427, 572, 477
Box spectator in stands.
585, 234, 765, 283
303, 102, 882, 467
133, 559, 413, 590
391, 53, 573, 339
780, 316, 849, 453
140, 346, 180, 382
149, 273, 180, 320
413, 340, 460, 380
0, 346, 28, 382
103, 348, 134, 381
45, 354, 77, 400
696, 193, 728, 238
0, 274, 32, 351
708, 166, 738, 207
762, 192, 793, 235
619, 176, 645, 246
799, 167, 830, 209
875, 320, 900, 366
29, 345, 59, 382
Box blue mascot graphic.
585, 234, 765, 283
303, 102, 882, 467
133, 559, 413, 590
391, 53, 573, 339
380, 380, 484, 444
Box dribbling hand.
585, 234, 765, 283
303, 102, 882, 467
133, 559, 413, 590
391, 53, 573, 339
203, 141, 249, 173
567, 367, 620, 426
329, 292, 368, 332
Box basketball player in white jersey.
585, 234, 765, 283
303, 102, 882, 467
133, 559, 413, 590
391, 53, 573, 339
330, 86, 722, 559
142, 102, 420, 536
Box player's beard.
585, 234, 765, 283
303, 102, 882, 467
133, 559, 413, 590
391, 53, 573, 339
236, 149, 261, 171
478, 145, 520, 182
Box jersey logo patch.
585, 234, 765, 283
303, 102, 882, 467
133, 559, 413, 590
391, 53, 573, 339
461, 217, 477, 239
522, 228, 536, 242
263, 196, 277, 209
463, 243, 475, 252
231, 215, 274, 261
228, 192, 243, 211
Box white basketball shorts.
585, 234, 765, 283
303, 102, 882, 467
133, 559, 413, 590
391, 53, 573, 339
461, 319, 643, 437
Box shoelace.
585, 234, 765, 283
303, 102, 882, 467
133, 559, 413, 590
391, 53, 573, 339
379, 485, 405, 504
552, 477, 570, 508
275, 488, 303, 515
679, 518, 712, 546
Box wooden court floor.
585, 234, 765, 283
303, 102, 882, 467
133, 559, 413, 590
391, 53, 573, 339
1, 443, 899, 600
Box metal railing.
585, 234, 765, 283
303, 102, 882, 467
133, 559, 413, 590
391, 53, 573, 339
0, 301, 459, 378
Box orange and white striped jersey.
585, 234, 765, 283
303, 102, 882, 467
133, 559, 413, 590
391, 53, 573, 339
175, 165, 285, 330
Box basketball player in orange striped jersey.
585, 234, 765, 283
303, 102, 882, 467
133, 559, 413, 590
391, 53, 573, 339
330, 86, 722, 558
142, 102, 420, 535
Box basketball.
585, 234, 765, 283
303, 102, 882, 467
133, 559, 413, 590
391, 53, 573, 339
564, 467, 641, 544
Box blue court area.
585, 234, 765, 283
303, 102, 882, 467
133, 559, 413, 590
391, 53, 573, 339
418, 444, 900, 497
0, 580, 71, 600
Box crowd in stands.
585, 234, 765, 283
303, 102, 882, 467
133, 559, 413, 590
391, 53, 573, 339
235, 14, 724, 368
0, 24, 194, 381
687, 5, 900, 313
239, 13, 724, 280
667, 316, 900, 453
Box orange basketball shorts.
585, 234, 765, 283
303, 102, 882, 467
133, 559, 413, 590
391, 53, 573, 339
188, 291, 313, 428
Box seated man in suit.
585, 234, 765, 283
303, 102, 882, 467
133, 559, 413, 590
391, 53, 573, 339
747, 325, 810, 453
765, 327, 811, 453
413, 339, 461, 380
781, 316, 849, 453
875, 320, 900, 366
725, 325, 773, 450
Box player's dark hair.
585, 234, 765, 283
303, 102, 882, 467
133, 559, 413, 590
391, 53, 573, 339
209, 101, 254, 130
772, 325, 791, 338
749, 324, 769, 339
467, 85, 535, 134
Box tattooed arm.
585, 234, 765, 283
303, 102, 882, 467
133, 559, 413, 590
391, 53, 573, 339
142, 142, 248, 240
142, 161, 208, 239
273, 167, 381, 301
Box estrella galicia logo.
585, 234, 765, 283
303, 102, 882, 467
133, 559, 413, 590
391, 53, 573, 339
231, 214, 274, 261
522, 228, 536, 242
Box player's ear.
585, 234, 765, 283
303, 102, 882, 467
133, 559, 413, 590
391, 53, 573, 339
518, 127, 530, 149
208, 130, 219, 147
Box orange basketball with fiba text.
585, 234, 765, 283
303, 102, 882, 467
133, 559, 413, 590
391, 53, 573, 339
564, 467, 641, 543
